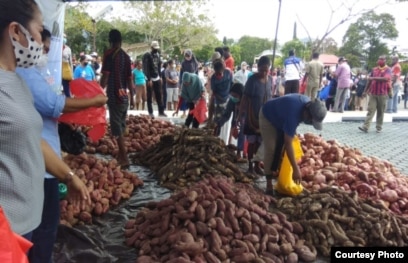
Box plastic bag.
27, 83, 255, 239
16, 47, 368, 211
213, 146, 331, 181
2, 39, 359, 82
190, 98, 207, 124
275, 136, 304, 196
0, 207, 32, 263
299, 79, 307, 94
58, 123, 87, 155
59, 79, 106, 142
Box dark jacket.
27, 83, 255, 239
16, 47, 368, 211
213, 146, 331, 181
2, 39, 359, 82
142, 51, 161, 81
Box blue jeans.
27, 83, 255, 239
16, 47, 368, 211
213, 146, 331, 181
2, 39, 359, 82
386, 83, 400, 113
28, 178, 60, 263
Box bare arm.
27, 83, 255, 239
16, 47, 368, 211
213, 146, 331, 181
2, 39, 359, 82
41, 139, 90, 208
283, 134, 301, 184
63, 95, 107, 113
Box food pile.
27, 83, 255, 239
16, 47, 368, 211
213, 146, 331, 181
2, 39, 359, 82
60, 153, 144, 226
298, 133, 408, 215
85, 115, 176, 156
272, 187, 408, 257
131, 128, 250, 189
125, 177, 318, 263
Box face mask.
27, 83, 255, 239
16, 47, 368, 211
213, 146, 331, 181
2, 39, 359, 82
172, 64, 176, 69
63, 38, 67, 45
83, 62, 88, 66
377, 60, 386, 67
36, 54, 48, 68
11, 24, 43, 68
304, 118, 313, 125
230, 96, 240, 103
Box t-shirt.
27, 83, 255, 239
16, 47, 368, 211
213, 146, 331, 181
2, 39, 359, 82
102, 47, 132, 105
284, 56, 304, 81
165, 68, 179, 88
132, 68, 146, 86
262, 94, 310, 137
211, 70, 233, 104
0, 69, 45, 235
16, 67, 66, 179
392, 63, 401, 85
225, 56, 235, 71
73, 64, 95, 81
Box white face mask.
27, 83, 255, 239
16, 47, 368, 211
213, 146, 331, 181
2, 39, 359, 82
10, 25, 43, 68
36, 54, 48, 68
172, 64, 176, 69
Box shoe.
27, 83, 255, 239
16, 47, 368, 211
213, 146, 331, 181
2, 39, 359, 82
376, 129, 382, 133
149, 113, 155, 118
358, 126, 368, 133
159, 113, 168, 117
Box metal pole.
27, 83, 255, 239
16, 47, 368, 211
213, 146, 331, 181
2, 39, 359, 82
92, 19, 96, 52
271, 0, 282, 70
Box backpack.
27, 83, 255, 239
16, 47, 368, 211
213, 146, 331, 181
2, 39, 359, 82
356, 78, 367, 97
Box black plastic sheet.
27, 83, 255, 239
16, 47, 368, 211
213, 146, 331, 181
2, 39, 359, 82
53, 165, 171, 263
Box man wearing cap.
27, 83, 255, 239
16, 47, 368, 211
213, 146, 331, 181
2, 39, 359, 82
332, 57, 351, 112
259, 94, 327, 194
386, 55, 401, 113
142, 41, 167, 117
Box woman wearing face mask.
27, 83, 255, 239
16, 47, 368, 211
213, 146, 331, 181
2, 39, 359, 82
15, 28, 107, 263
0, 0, 90, 244
74, 55, 96, 81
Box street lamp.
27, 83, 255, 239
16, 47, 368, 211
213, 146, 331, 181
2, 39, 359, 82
271, 0, 282, 70
91, 5, 113, 52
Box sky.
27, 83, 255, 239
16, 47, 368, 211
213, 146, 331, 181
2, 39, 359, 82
83, 0, 408, 51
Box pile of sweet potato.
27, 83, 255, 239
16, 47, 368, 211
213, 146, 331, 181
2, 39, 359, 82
298, 133, 408, 215
86, 115, 176, 156
125, 177, 317, 263
273, 187, 408, 257
131, 128, 251, 190
60, 153, 144, 226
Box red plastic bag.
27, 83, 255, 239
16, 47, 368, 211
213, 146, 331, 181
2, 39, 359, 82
0, 207, 32, 263
299, 78, 307, 94
59, 79, 107, 142
190, 98, 207, 124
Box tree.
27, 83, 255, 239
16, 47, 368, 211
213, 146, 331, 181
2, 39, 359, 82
296, 0, 393, 54
124, 0, 217, 55
340, 11, 398, 69
236, 36, 273, 66
312, 37, 338, 55
280, 39, 307, 60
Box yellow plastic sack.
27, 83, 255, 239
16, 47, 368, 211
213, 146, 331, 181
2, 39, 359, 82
275, 135, 304, 196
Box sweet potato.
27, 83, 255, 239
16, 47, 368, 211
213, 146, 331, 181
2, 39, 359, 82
232, 253, 255, 263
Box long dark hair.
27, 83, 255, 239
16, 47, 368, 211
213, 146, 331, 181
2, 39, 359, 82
0, 0, 39, 42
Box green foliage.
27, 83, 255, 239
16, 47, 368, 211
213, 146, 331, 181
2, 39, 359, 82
340, 11, 398, 69
124, 0, 217, 55
236, 36, 273, 66
280, 39, 307, 59
401, 64, 408, 75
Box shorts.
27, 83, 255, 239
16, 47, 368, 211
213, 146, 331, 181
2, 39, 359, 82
135, 84, 147, 103
108, 103, 128, 137
166, 88, 179, 103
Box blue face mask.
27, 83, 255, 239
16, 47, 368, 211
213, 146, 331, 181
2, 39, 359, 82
230, 96, 240, 103
63, 38, 67, 45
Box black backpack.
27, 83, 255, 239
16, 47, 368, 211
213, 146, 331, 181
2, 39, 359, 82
356, 79, 367, 97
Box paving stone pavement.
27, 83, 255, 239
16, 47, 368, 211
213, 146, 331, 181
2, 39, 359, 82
297, 121, 408, 175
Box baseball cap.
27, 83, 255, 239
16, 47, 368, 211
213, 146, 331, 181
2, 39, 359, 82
309, 100, 327, 130
151, 41, 160, 49
338, 57, 347, 63
211, 51, 221, 62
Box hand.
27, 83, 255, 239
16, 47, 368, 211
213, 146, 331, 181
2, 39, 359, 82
130, 102, 135, 110
292, 165, 302, 185
92, 94, 108, 107
66, 175, 91, 210
147, 80, 152, 88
